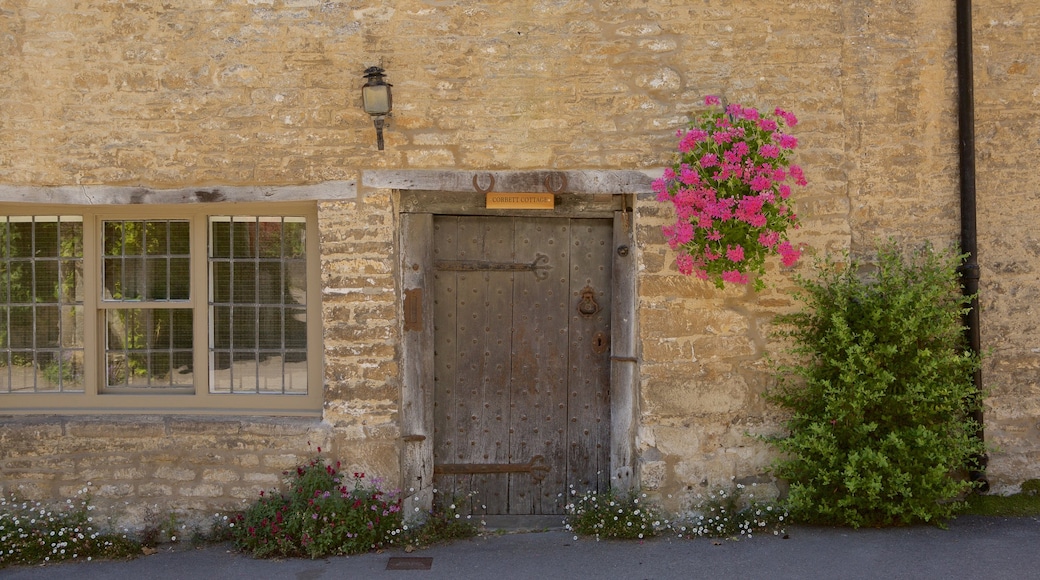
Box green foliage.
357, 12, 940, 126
767, 242, 984, 527
402, 493, 480, 547
675, 484, 788, 539
0, 492, 140, 568
962, 491, 1040, 517
231, 456, 404, 559
564, 487, 662, 540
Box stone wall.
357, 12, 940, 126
974, 1, 1040, 488
0, 415, 332, 529
1, 0, 1039, 526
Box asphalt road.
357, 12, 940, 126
3, 515, 1038, 580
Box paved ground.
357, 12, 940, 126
4, 516, 1039, 580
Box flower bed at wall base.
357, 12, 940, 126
230, 456, 405, 559
654, 95, 806, 291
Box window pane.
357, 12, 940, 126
103, 220, 190, 303
34, 221, 59, 258
0, 216, 84, 394
8, 261, 32, 303
170, 258, 190, 300
59, 219, 83, 258
61, 259, 84, 302
211, 262, 230, 303
146, 222, 169, 255
170, 221, 190, 254
104, 308, 192, 391
35, 306, 60, 348
231, 305, 258, 350
231, 262, 257, 303
231, 220, 257, 258
9, 221, 34, 258
209, 215, 308, 395
286, 259, 307, 307
284, 219, 306, 259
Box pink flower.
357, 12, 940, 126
779, 184, 792, 199
777, 133, 798, 149
706, 230, 723, 241
790, 165, 807, 186
662, 220, 694, 248
653, 178, 670, 202
775, 108, 798, 126
750, 174, 772, 192
726, 245, 745, 262
676, 253, 694, 275
700, 153, 719, 167
704, 95, 721, 106
778, 241, 801, 267
747, 213, 768, 227
679, 129, 709, 152
680, 166, 700, 185
759, 144, 780, 159
712, 131, 733, 145
758, 231, 780, 248
721, 270, 749, 284
757, 118, 778, 132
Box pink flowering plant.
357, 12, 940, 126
654, 96, 807, 290
232, 454, 404, 559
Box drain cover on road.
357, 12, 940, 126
386, 556, 433, 570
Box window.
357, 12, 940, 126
0, 203, 322, 415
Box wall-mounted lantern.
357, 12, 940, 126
362, 66, 392, 151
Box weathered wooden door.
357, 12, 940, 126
432, 216, 612, 515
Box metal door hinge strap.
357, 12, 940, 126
436, 253, 551, 280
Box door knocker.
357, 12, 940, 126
577, 286, 601, 318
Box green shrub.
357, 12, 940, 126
231, 456, 404, 559
564, 487, 662, 540
0, 492, 140, 568
767, 242, 984, 527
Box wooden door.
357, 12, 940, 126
432, 216, 612, 515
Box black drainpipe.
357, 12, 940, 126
956, 0, 989, 492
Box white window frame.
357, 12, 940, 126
0, 202, 323, 416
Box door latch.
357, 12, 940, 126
577, 286, 601, 318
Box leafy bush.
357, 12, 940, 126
564, 487, 662, 540
0, 492, 140, 568
767, 242, 984, 527
231, 457, 404, 559
675, 484, 788, 539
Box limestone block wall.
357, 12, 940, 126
973, 2, 1040, 489
318, 192, 403, 482
0, 416, 333, 529
1, 0, 1039, 526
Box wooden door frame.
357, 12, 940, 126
380, 170, 650, 516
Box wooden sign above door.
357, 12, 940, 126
485, 193, 555, 210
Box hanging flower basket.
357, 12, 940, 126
654, 96, 806, 291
